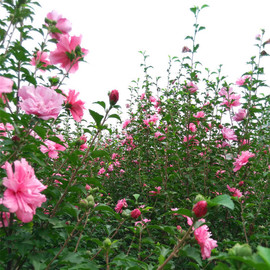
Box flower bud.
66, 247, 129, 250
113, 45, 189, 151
192, 200, 207, 218
194, 194, 205, 204
86, 195, 94, 203
109, 89, 119, 106
228, 243, 252, 257
103, 238, 112, 248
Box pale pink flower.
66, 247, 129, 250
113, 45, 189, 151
65, 89, 85, 122
2, 159, 47, 223
85, 184, 91, 191
122, 119, 131, 129
30, 51, 50, 71
18, 86, 64, 120
50, 35, 88, 73
221, 127, 237, 141
154, 131, 166, 141
115, 198, 128, 213
233, 108, 247, 122
0, 123, 14, 137
119, 169, 125, 175
227, 185, 242, 198
236, 75, 251, 86
40, 138, 66, 159
233, 151, 255, 172
221, 94, 241, 108
46, 10, 72, 40
218, 87, 233, 97
0, 76, 13, 94
107, 164, 114, 172
194, 224, 218, 259
184, 81, 198, 93
193, 111, 205, 119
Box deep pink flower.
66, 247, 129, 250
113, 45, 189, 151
46, 10, 72, 40
233, 151, 255, 172
30, 51, 50, 71
109, 89, 119, 105
194, 224, 218, 259
85, 184, 91, 191
131, 208, 141, 219
149, 96, 156, 103
2, 159, 47, 223
65, 89, 85, 122
193, 201, 208, 218
0, 76, 13, 94
50, 35, 88, 73
115, 198, 128, 213
221, 127, 237, 141
233, 108, 247, 122
227, 185, 242, 198
18, 86, 64, 120
221, 94, 241, 108
140, 93, 145, 100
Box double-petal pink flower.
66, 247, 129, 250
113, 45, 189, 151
2, 159, 47, 223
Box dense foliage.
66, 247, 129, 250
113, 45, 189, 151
0, 1, 269, 269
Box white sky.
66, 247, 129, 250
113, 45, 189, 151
35, 0, 270, 120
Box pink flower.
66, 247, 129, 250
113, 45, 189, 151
193, 111, 205, 119
221, 127, 237, 141
40, 139, 66, 159
184, 81, 198, 93
98, 167, 106, 175
131, 208, 141, 219
2, 159, 47, 223
193, 201, 207, 218
154, 131, 166, 141
85, 184, 91, 191
30, 51, 50, 71
233, 151, 255, 172
194, 224, 218, 259
18, 86, 64, 120
221, 94, 241, 108
189, 123, 197, 132
49, 35, 88, 73
108, 164, 114, 172
65, 89, 85, 122
236, 75, 251, 86
233, 108, 247, 122
122, 119, 131, 129
46, 10, 72, 40
227, 185, 242, 198
140, 93, 145, 100
115, 198, 128, 213
0, 123, 14, 137
0, 76, 13, 94
149, 96, 156, 103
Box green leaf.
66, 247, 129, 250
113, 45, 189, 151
94, 101, 106, 109
86, 177, 103, 188
108, 113, 121, 122
181, 245, 202, 266
257, 246, 270, 266
94, 204, 121, 220
133, 194, 140, 201
190, 6, 197, 15
201, 4, 209, 9
89, 109, 103, 127
210, 195, 234, 210
91, 150, 110, 159
213, 263, 231, 270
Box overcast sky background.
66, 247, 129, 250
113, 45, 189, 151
35, 0, 270, 120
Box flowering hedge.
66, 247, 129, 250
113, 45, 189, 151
0, 1, 270, 269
